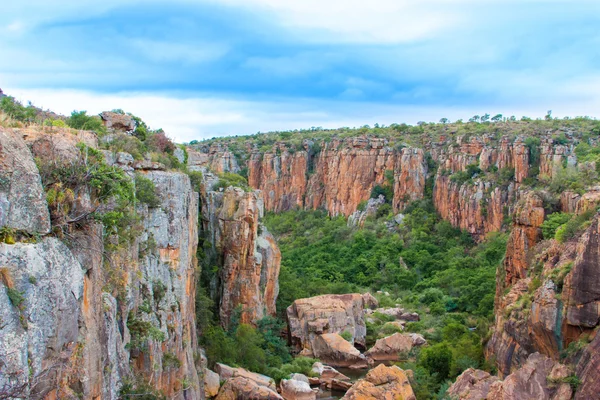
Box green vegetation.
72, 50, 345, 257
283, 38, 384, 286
119, 376, 166, 400
450, 164, 482, 185
126, 312, 166, 351
213, 172, 251, 191
263, 200, 507, 399
541, 213, 572, 239
67, 110, 106, 133
135, 173, 161, 208
555, 210, 595, 243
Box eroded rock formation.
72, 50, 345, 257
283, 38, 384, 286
201, 187, 281, 328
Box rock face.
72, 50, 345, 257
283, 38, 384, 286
312, 333, 368, 369
187, 143, 240, 174
100, 111, 136, 132
364, 333, 426, 362
341, 364, 416, 400
447, 368, 500, 400
487, 353, 572, 400
247, 138, 428, 216
201, 187, 281, 328
0, 128, 51, 234
286, 293, 378, 355
0, 128, 203, 399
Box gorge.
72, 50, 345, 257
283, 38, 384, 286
1, 97, 600, 400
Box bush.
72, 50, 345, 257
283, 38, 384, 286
340, 330, 353, 342
541, 213, 572, 239
555, 210, 594, 243
67, 110, 106, 133
214, 172, 250, 191
135, 174, 161, 208
419, 343, 453, 382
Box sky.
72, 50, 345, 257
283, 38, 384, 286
1, 0, 600, 142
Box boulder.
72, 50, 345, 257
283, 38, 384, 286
311, 362, 350, 382
447, 368, 500, 400
341, 364, 416, 400
289, 373, 310, 384
215, 363, 276, 390
100, 111, 136, 132
204, 368, 221, 398
215, 376, 283, 400
312, 333, 368, 369
365, 333, 426, 362
330, 379, 353, 391
280, 378, 318, 400
287, 293, 378, 355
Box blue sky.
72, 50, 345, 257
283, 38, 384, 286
1, 0, 599, 141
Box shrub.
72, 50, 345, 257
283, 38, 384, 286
67, 110, 105, 133
541, 213, 572, 240
135, 174, 161, 208
340, 330, 353, 342
555, 210, 594, 243
119, 376, 166, 400
147, 131, 176, 154
214, 172, 250, 191
419, 343, 453, 382
187, 171, 203, 193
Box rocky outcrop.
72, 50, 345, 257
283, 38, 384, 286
364, 333, 426, 362
574, 332, 600, 400
100, 111, 136, 132
348, 195, 386, 227
447, 368, 500, 400
0, 128, 51, 234
312, 333, 368, 369
341, 364, 415, 400
201, 187, 281, 328
287, 293, 378, 355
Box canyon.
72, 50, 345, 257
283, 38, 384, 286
1, 116, 600, 399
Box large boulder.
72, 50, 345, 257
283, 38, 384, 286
341, 364, 416, 400
100, 111, 136, 132
280, 378, 318, 400
0, 128, 51, 234
215, 376, 283, 400
204, 368, 221, 398
365, 333, 426, 362
287, 293, 378, 355
311, 362, 350, 382
215, 363, 276, 390
312, 333, 368, 369
447, 368, 500, 400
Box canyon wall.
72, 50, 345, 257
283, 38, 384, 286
190, 133, 577, 239
0, 128, 203, 399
